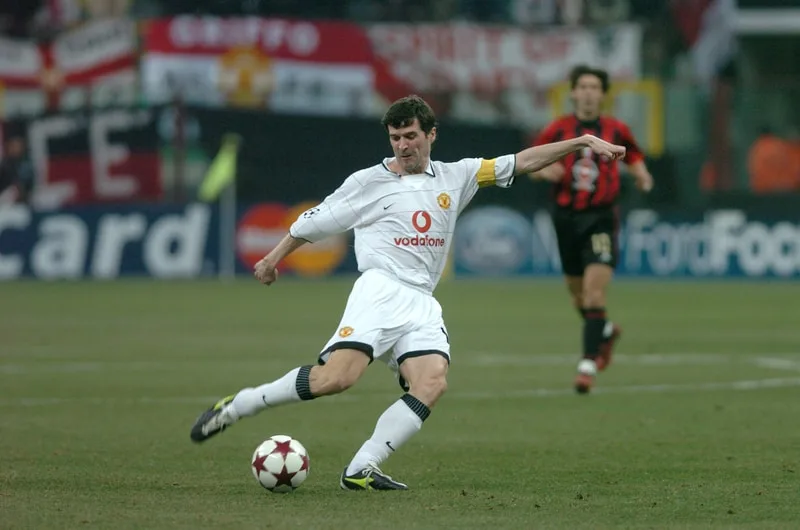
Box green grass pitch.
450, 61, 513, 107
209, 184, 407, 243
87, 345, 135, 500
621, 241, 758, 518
2, 278, 800, 529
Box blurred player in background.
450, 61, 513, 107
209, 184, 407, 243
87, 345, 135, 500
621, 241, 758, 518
0, 135, 35, 205
530, 65, 654, 394
190, 95, 627, 490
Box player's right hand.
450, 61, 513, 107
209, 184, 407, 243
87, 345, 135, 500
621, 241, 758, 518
586, 135, 626, 160
254, 257, 279, 286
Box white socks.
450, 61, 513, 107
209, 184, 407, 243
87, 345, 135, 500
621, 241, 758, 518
346, 394, 430, 475
223, 368, 432, 474
229, 365, 315, 419
578, 358, 598, 376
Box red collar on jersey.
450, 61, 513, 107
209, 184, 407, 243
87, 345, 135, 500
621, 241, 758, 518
382, 158, 436, 178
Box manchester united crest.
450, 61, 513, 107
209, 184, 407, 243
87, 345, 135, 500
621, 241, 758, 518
437, 192, 451, 210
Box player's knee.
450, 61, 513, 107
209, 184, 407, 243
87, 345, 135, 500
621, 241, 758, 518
312, 365, 358, 395
582, 288, 606, 308
310, 350, 369, 396
408, 372, 448, 408
400, 354, 449, 407
571, 294, 583, 310
565, 277, 583, 310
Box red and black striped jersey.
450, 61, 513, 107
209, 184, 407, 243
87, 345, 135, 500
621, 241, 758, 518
533, 114, 644, 211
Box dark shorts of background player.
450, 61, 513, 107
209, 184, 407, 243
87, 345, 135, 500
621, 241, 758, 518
552, 206, 619, 277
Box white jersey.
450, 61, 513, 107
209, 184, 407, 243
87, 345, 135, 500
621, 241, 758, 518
289, 155, 516, 294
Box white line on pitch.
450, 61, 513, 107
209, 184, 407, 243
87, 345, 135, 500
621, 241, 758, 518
2, 352, 788, 375
751, 357, 800, 372
451, 377, 800, 400
464, 353, 737, 367
2, 377, 800, 407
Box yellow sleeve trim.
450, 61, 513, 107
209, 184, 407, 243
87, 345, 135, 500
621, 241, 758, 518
476, 158, 496, 188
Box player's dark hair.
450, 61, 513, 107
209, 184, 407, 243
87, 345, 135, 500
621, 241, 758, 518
569, 65, 610, 93
381, 95, 437, 135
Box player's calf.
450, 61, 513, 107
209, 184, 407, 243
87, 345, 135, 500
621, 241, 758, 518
343, 355, 448, 485
189, 350, 370, 443
406, 373, 447, 408
575, 318, 621, 393
401, 354, 449, 408
575, 307, 606, 395
343, 393, 430, 486
597, 322, 622, 371
190, 365, 317, 443
577, 273, 613, 393
564, 275, 584, 319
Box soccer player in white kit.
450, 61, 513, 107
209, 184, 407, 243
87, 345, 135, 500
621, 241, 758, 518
190, 95, 626, 490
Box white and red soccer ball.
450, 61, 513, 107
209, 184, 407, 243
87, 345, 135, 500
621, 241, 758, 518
251, 435, 310, 492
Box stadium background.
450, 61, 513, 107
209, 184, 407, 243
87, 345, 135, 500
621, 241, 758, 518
2, 1, 799, 281
2, 1, 800, 529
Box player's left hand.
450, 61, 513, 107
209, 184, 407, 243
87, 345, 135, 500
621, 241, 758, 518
254, 258, 279, 286
635, 172, 654, 193
586, 135, 626, 161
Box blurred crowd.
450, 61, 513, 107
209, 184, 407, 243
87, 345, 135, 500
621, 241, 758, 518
150, 0, 666, 25
1, 0, 673, 38
0, 0, 129, 39
0, 0, 797, 195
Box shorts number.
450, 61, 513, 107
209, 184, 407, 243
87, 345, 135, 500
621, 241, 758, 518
591, 233, 612, 258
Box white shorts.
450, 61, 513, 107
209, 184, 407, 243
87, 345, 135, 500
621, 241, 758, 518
319, 270, 450, 388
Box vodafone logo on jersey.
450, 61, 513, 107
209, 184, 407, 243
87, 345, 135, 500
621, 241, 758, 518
395, 211, 446, 248
411, 211, 432, 233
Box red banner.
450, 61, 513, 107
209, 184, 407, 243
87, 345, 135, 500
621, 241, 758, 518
143, 17, 375, 63
0, 19, 138, 116
140, 17, 389, 115
139, 17, 641, 123
367, 23, 642, 93
1, 108, 162, 207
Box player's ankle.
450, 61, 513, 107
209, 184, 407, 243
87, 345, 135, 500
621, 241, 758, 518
578, 358, 598, 376
222, 403, 240, 421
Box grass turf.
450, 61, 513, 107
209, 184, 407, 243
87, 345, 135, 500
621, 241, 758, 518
1, 278, 799, 529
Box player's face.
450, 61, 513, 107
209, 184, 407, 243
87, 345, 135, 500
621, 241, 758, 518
5, 138, 24, 157
571, 74, 605, 118
387, 119, 436, 175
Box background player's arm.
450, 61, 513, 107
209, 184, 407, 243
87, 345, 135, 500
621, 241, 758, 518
618, 122, 653, 192
627, 160, 653, 192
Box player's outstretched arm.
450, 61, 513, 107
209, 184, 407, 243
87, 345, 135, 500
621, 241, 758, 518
529, 163, 565, 183
254, 234, 307, 286
254, 173, 365, 286
513, 134, 625, 176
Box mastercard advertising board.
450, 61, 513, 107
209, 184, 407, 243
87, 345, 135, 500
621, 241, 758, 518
235, 202, 353, 277
0, 200, 356, 280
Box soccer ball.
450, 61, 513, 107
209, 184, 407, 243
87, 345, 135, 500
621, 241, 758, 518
251, 435, 310, 492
